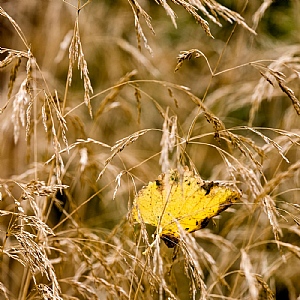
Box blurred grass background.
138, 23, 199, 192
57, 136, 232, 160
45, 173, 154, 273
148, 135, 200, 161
1, 0, 300, 299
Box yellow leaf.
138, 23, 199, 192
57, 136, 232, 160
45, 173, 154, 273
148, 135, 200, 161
131, 168, 241, 248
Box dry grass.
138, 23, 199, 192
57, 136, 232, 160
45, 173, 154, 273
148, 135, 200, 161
1, 0, 300, 299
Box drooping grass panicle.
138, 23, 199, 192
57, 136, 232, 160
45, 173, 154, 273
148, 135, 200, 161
127, 0, 155, 53
180, 238, 208, 299
190, 0, 256, 34
159, 109, 178, 173
97, 129, 152, 180
249, 54, 300, 125
68, 17, 93, 117
252, 0, 274, 31
11, 78, 30, 144
95, 70, 137, 118
0, 7, 30, 49
175, 49, 212, 74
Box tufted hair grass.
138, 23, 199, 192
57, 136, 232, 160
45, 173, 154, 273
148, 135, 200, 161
1, 1, 300, 299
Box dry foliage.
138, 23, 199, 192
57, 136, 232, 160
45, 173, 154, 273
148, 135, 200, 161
1, 0, 300, 299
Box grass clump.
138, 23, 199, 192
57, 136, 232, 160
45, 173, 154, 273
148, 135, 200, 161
1, 0, 300, 299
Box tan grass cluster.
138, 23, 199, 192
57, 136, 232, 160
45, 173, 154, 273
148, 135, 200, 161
1, 0, 300, 299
